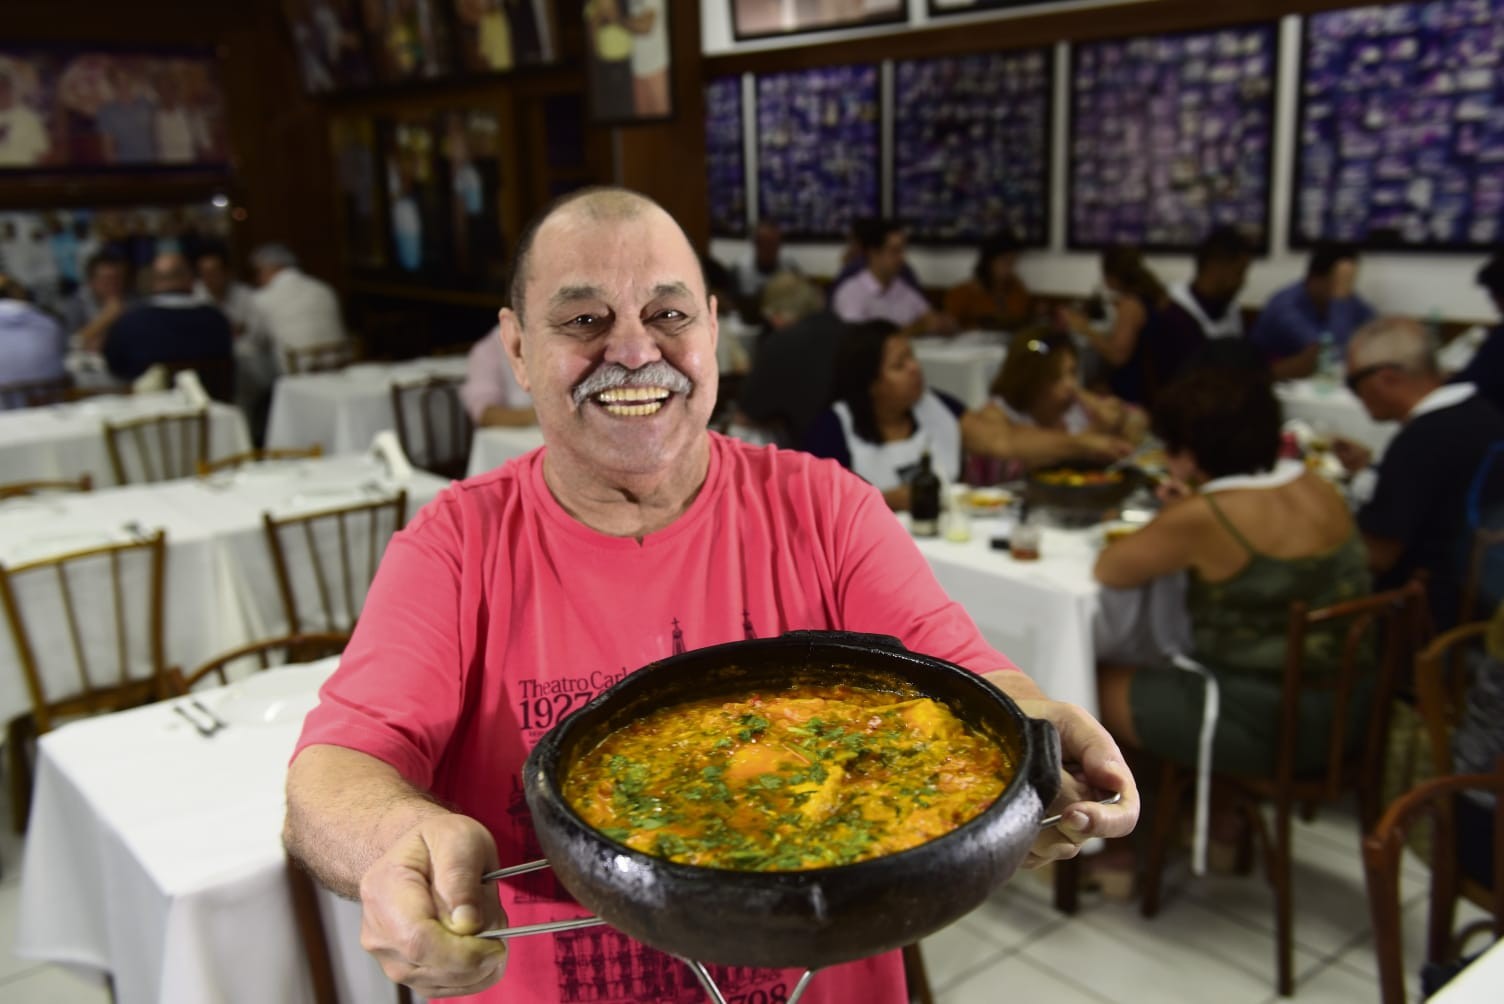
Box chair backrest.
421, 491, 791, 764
103, 410, 211, 484
0, 375, 73, 410
1280, 580, 1427, 810
0, 474, 93, 500
164, 357, 236, 404
263, 491, 407, 634
1416, 620, 1493, 777
1363, 764, 1504, 1004
390, 377, 473, 480
0, 531, 168, 734
198, 445, 324, 477
286, 341, 357, 375
173, 631, 350, 693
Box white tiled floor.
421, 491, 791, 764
0, 793, 1481, 1003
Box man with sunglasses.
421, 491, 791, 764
1335, 317, 1504, 628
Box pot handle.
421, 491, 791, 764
1025, 716, 1063, 812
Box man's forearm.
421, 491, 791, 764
284, 744, 454, 899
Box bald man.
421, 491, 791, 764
284, 187, 1139, 1002
1338, 316, 1504, 627
103, 250, 233, 396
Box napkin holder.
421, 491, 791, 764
370, 430, 414, 482
174, 369, 211, 408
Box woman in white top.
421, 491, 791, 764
803, 321, 963, 511
961, 331, 1143, 483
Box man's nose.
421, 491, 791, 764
602, 315, 663, 371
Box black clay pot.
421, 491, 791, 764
521, 630, 1061, 969
1025, 465, 1145, 514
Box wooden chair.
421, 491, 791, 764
0, 531, 168, 831
287, 858, 414, 1004
104, 409, 210, 484
390, 377, 472, 480
1136, 580, 1427, 997
1363, 764, 1504, 1004
0, 474, 93, 500
263, 491, 407, 634
902, 943, 935, 1004
285, 341, 358, 375
0, 374, 73, 409
165, 631, 350, 694
198, 445, 323, 477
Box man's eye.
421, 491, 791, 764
567, 314, 602, 327
655, 310, 686, 322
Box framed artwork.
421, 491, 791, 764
705, 76, 747, 238
450, 0, 557, 72
331, 116, 386, 269
894, 49, 1053, 246
361, 0, 455, 82
0, 47, 229, 172
926, 0, 1080, 15
755, 64, 881, 241
584, 0, 672, 124
730, 0, 906, 41
1293, 1, 1504, 251
438, 109, 506, 288
1067, 23, 1278, 251
382, 115, 446, 275
283, 0, 374, 93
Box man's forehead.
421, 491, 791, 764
528, 210, 705, 303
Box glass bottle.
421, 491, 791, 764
910, 452, 941, 538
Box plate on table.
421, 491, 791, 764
279, 481, 390, 512
209, 669, 323, 726
963, 487, 1014, 517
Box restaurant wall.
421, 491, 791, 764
703, 0, 1498, 325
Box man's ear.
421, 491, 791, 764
497, 308, 529, 392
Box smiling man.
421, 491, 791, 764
283, 188, 1138, 1003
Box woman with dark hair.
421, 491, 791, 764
803, 321, 964, 511
943, 232, 1033, 330
1093, 366, 1369, 814
1058, 245, 1171, 405
960, 330, 1139, 480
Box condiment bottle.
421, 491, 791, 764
910, 452, 941, 538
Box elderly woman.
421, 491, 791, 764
803, 321, 962, 511
1095, 366, 1370, 781
944, 232, 1033, 331
961, 330, 1140, 480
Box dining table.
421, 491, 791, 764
0, 391, 251, 487
466, 425, 547, 477
911, 331, 1010, 410
1275, 378, 1399, 455
15, 657, 401, 1004
264, 355, 472, 455
0, 454, 449, 727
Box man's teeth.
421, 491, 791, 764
601, 401, 665, 417
596, 386, 670, 403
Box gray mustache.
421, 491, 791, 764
572, 361, 693, 406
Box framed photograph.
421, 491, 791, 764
1066, 23, 1278, 252
0, 47, 229, 172
584, 1, 671, 123
926, 0, 1079, 16
894, 49, 1054, 246
1292, 0, 1504, 251
361, 0, 455, 82
731, 0, 906, 41
331, 116, 386, 269
755, 64, 881, 241
382, 115, 447, 275
283, 0, 374, 93
438, 109, 506, 288
705, 75, 747, 238
450, 0, 557, 72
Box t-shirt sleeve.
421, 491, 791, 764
802, 408, 852, 470
1357, 428, 1430, 544
826, 470, 1017, 674
292, 504, 470, 789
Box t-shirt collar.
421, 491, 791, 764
1409, 381, 1475, 422
1199, 457, 1305, 494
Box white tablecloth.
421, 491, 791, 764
467, 426, 547, 477
912, 332, 1009, 410
0, 456, 449, 725
15, 659, 402, 1004
265, 356, 471, 455
0, 392, 250, 486
1276, 379, 1398, 455
1431, 937, 1504, 1002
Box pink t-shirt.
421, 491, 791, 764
295, 433, 1014, 1004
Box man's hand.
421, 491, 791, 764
985, 672, 1140, 867
1332, 436, 1371, 474
358, 813, 509, 998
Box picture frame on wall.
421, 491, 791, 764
450, 0, 557, 73
0, 46, 230, 173
730, 0, 906, 42
584, 1, 672, 124
361, 0, 455, 83
283, 0, 374, 93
